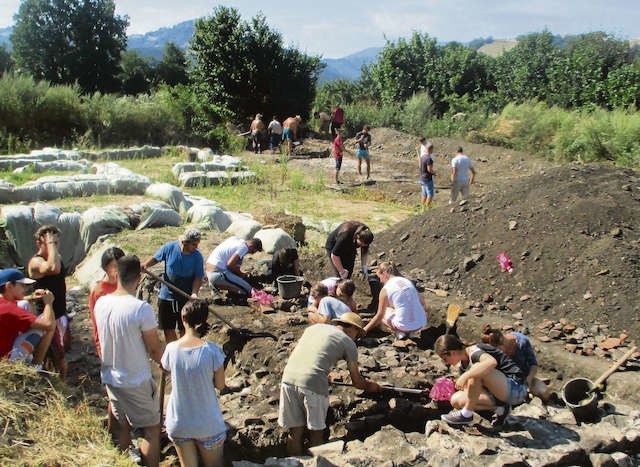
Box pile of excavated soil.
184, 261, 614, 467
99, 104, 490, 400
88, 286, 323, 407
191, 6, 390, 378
372, 163, 640, 336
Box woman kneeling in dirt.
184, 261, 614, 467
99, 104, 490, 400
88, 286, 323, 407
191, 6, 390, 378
481, 325, 552, 403
308, 279, 357, 324
161, 301, 226, 467
363, 262, 427, 339
434, 334, 528, 427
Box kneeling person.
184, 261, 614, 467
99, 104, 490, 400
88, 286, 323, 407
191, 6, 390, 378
279, 313, 381, 455
206, 237, 263, 296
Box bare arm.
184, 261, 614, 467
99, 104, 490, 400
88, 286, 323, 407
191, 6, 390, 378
347, 361, 381, 392
226, 253, 245, 277
30, 289, 56, 332
307, 311, 328, 324
330, 253, 346, 277
214, 366, 226, 390
456, 352, 497, 389
360, 248, 369, 276
142, 256, 159, 269
469, 166, 476, 185
190, 276, 203, 299
527, 365, 539, 386
451, 166, 457, 183
363, 288, 389, 334
142, 329, 163, 366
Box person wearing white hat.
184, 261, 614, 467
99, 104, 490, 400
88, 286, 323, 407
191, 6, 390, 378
278, 312, 381, 455
0, 268, 56, 366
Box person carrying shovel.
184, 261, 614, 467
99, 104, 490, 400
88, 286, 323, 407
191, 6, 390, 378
278, 312, 381, 455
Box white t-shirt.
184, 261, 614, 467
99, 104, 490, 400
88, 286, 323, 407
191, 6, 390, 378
451, 154, 474, 183
162, 341, 226, 439
384, 276, 427, 332
419, 143, 429, 158
206, 236, 249, 271
317, 296, 351, 320
268, 120, 283, 135
307, 277, 340, 305
95, 294, 158, 387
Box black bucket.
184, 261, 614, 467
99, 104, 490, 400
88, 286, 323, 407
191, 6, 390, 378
277, 275, 304, 299
561, 378, 599, 423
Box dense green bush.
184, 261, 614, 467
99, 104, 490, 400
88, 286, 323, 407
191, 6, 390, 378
342, 101, 401, 136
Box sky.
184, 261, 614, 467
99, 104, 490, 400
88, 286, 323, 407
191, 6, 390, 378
1, 0, 639, 58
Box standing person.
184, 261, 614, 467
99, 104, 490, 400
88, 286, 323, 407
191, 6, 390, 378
450, 147, 476, 204
205, 236, 263, 296
282, 116, 302, 156
333, 128, 345, 185
0, 269, 55, 366
142, 228, 204, 344
162, 300, 226, 467
363, 262, 427, 339
354, 125, 372, 179
434, 334, 527, 427
89, 247, 126, 358
278, 312, 381, 455
95, 255, 163, 466
268, 116, 283, 154
28, 225, 69, 378
313, 111, 331, 135
325, 221, 373, 279
481, 325, 552, 403
330, 103, 344, 138
250, 114, 266, 153
417, 137, 429, 160
419, 141, 436, 210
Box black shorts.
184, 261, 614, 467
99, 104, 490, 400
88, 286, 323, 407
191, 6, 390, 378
335, 157, 343, 170
158, 298, 187, 331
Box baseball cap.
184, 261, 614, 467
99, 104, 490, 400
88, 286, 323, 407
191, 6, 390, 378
180, 227, 202, 244
0, 269, 36, 287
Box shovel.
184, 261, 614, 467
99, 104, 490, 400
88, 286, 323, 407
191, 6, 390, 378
589, 345, 638, 394
142, 268, 276, 341
446, 303, 461, 328
330, 380, 429, 396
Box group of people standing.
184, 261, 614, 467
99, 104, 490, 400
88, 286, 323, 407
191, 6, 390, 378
250, 114, 302, 156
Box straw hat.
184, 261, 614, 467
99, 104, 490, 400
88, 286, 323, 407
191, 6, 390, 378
332, 312, 365, 336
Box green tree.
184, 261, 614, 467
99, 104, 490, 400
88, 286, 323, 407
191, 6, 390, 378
156, 42, 189, 87
189, 6, 322, 139
0, 44, 12, 75
11, 0, 128, 93
118, 50, 155, 95
605, 61, 640, 109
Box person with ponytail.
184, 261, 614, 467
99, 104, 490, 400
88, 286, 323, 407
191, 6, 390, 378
481, 325, 552, 402
325, 221, 373, 279
362, 262, 427, 339
434, 333, 527, 427
161, 300, 226, 467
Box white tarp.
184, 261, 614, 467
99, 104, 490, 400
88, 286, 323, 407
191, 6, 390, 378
145, 183, 192, 213
254, 228, 296, 254
80, 206, 130, 252
186, 204, 231, 231
225, 217, 262, 240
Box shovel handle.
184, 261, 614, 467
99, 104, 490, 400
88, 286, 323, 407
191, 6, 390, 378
593, 345, 638, 388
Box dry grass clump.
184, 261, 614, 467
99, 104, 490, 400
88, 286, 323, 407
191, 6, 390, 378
0, 360, 132, 466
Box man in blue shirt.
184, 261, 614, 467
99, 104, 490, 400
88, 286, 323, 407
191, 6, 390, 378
142, 227, 205, 343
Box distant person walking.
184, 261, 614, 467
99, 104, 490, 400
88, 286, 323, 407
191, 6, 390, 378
450, 147, 476, 204
250, 114, 266, 153
330, 104, 344, 138
283, 116, 302, 156
333, 128, 346, 185
162, 300, 227, 467
419, 139, 436, 209
354, 125, 372, 179
268, 116, 283, 154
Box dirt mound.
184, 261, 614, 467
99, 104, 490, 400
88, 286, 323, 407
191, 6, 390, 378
372, 163, 640, 336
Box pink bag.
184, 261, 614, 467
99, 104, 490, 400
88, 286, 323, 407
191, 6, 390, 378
429, 377, 455, 401
251, 288, 274, 305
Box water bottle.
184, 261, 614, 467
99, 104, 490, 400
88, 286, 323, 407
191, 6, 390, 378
497, 251, 514, 273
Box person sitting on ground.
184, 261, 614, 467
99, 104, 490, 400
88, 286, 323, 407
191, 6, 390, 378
206, 236, 263, 297
308, 280, 357, 324
250, 114, 266, 154
142, 228, 204, 344
326, 221, 373, 280
282, 115, 302, 156
0, 269, 55, 366
481, 325, 552, 403
28, 225, 70, 378
89, 247, 125, 359
162, 300, 226, 467
434, 334, 527, 427
363, 262, 427, 339
270, 248, 302, 282
95, 255, 163, 466
278, 312, 381, 456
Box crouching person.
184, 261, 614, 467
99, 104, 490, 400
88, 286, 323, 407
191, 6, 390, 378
0, 269, 55, 366
278, 312, 381, 455
95, 255, 163, 467
435, 334, 527, 428
162, 300, 226, 467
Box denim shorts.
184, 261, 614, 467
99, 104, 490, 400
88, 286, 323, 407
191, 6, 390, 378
170, 431, 226, 451
356, 149, 369, 160
505, 378, 528, 405
335, 157, 343, 170
420, 180, 434, 198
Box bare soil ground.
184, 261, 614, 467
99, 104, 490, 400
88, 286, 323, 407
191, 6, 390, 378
45, 128, 640, 464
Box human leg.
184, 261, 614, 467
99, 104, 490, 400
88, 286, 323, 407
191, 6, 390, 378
140, 424, 161, 467
158, 299, 181, 344
357, 158, 362, 176
425, 180, 434, 208
530, 378, 552, 402
365, 156, 370, 179
174, 439, 199, 467
287, 427, 305, 456
449, 181, 461, 204
207, 271, 247, 295
196, 433, 225, 467
278, 383, 307, 455
309, 430, 324, 448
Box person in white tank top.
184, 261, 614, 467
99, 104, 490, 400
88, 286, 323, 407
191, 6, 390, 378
363, 262, 427, 338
